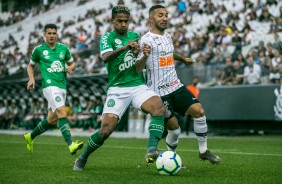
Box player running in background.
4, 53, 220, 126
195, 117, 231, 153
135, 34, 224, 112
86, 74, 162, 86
24, 23, 83, 155
136, 5, 221, 164
73, 5, 165, 171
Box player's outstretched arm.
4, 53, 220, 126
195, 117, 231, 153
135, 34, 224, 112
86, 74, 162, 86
173, 52, 195, 65
27, 63, 36, 90
135, 43, 151, 73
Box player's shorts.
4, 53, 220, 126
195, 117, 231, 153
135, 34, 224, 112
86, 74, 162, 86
161, 86, 200, 120
102, 84, 159, 119
42, 86, 66, 112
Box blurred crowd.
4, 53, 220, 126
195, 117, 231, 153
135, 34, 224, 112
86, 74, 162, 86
0, 97, 104, 131
0, 0, 282, 86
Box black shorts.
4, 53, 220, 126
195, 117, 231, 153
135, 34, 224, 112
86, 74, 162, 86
161, 86, 200, 120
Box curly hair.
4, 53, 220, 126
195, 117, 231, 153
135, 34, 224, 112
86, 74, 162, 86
112, 5, 130, 18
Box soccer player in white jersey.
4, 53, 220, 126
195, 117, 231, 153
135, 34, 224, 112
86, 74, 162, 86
24, 24, 84, 155
136, 5, 221, 164
73, 5, 165, 171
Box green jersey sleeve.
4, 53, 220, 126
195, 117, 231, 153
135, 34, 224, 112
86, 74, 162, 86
64, 46, 73, 63
100, 32, 114, 56
30, 47, 40, 64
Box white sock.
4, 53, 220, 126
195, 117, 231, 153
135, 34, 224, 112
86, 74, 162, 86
166, 127, 181, 151
194, 116, 208, 154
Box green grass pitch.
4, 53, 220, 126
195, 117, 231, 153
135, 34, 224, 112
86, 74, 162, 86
0, 134, 281, 184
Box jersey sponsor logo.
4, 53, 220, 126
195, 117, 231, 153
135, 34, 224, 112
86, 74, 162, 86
46, 79, 51, 84
159, 55, 174, 67
47, 60, 64, 73
119, 51, 136, 71
158, 80, 179, 90
107, 99, 115, 107
115, 38, 122, 44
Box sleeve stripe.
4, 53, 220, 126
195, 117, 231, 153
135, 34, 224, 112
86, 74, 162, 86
29, 60, 36, 65
100, 48, 113, 56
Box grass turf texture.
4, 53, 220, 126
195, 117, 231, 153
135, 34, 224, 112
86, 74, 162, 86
0, 134, 281, 184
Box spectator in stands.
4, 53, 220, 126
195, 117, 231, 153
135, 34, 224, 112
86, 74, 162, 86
24, 23, 83, 155
258, 50, 270, 84
221, 56, 236, 85
243, 55, 262, 84
258, 7, 273, 22
269, 49, 282, 84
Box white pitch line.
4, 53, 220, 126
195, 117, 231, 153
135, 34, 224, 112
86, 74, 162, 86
2, 140, 282, 157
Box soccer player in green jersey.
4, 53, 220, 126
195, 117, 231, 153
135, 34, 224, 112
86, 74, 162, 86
73, 5, 165, 171
24, 23, 83, 155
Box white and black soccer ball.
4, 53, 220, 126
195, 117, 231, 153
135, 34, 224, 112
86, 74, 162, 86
156, 151, 182, 175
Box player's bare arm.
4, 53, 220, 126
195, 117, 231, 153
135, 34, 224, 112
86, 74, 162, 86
27, 63, 35, 90
173, 52, 194, 65
102, 38, 139, 63
135, 43, 151, 73
66, 61, 75, 74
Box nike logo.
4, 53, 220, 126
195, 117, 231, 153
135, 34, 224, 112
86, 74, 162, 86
192, 98, 197, 100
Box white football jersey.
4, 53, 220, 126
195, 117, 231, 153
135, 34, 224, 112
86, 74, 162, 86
137, 31, 183, 96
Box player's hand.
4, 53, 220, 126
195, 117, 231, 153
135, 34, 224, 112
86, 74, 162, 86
66, 65, 74, 74
143, 43, 151, 57
27, 79, 35, 90
183, 58, 195, 65
126, 38, 139, 50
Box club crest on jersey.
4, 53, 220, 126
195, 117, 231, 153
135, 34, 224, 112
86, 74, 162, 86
43, 50, 49, 55
47, 60, 64, 73
119, 51, 136, 71
59, 52, 65, 59
107, 99, 115, 107
115, 38, 122, 45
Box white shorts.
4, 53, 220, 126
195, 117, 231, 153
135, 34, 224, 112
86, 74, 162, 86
103, 85, 159, 119
42, 86, 66, 112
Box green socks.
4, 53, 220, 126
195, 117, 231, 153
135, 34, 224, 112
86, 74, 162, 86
31, 119, 52, 139
81, 131, 104, 160
148, 116, 164, 149
58, 117, 72, 146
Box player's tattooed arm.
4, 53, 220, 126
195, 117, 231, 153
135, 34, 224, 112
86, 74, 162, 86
173, 52, 194, 65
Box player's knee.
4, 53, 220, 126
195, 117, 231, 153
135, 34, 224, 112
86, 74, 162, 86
99, 114, 118, 139
188, 103, 205, 118
55, 107, 67, 117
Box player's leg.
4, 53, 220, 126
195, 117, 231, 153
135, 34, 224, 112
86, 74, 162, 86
46, 87, 83, 154
187, 103, 221, 163
166, 117, 181, 152
74, 87, 131, 171
23, 112, 56, 152
24, 87, 61, 152
161, 95, 181, 152
132, 85, 165, 163
74, 113, 118, 171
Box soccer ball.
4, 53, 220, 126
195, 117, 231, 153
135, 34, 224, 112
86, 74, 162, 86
156, 151, 182, 175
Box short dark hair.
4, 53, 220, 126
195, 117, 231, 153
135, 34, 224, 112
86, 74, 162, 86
149, 4, 165, 16
44, 23, 57, 32
112, 5, 130, 18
